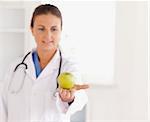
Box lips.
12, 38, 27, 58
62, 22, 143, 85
42, 40, 54, 44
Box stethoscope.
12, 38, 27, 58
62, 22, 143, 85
8, 49, 62, 94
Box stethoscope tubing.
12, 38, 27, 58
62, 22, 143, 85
9, 49, 62, 94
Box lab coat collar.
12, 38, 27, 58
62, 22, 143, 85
24, 48, 61, 81
24, 50, 36, 80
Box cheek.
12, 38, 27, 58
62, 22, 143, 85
32, 30, 39, 43
34, 34, 43, 44
55, 33, 61, 42
56, 36, 60, 43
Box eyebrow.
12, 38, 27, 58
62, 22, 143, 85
37, 25, 58, 28
37, 25, 45, 27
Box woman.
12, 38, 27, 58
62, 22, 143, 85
1, 4, 89, 122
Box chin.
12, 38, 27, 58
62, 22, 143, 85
42, 46, 57, 52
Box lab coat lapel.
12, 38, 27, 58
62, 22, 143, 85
23, 49, 60, 80
24, 52, 37, 81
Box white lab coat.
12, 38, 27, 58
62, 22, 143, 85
0, 49, 88, 122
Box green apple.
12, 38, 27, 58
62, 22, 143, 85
58, 72, 75, 89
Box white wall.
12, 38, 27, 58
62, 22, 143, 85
44, 1, 116, 85
86, 1, 148, 121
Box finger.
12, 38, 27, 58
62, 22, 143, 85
63, 89, 67, 96
59, 88, 63, 94
74, 84, 89, 90
66, 92, 71, 99
62, 90, 71, 101
60, 89, 65, 98
59, 88, 63, 98
70, 90, 75, 99
70, 88, 75, 96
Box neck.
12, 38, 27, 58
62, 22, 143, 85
37, 48, 57, 69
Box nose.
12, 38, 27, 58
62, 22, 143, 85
44, 30, 52, 41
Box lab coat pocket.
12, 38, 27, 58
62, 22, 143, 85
42, 91, 59, 121
42, 91, 70, 122
7, 92, 28, 121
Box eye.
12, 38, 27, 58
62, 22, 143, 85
51, 27, 58, 32
38, 28, 45, 31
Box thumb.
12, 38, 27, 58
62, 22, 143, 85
74, 84, 89, 90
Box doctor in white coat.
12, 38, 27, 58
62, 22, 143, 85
0, 4, 89, 122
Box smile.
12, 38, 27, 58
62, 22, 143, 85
42, 41, 54, 44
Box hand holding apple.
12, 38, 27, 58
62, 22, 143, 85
58, 72, 89, 90
59, 88, 75, 103
58, 72, 89, 102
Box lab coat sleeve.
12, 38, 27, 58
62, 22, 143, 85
0, 83, 8, 122
0, 60, 20, 122
55, 55, 88, 115
55, 89, 88, 116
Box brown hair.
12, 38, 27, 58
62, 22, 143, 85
31, 4, 62, 29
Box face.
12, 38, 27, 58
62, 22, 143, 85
31, 13, 62, 52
